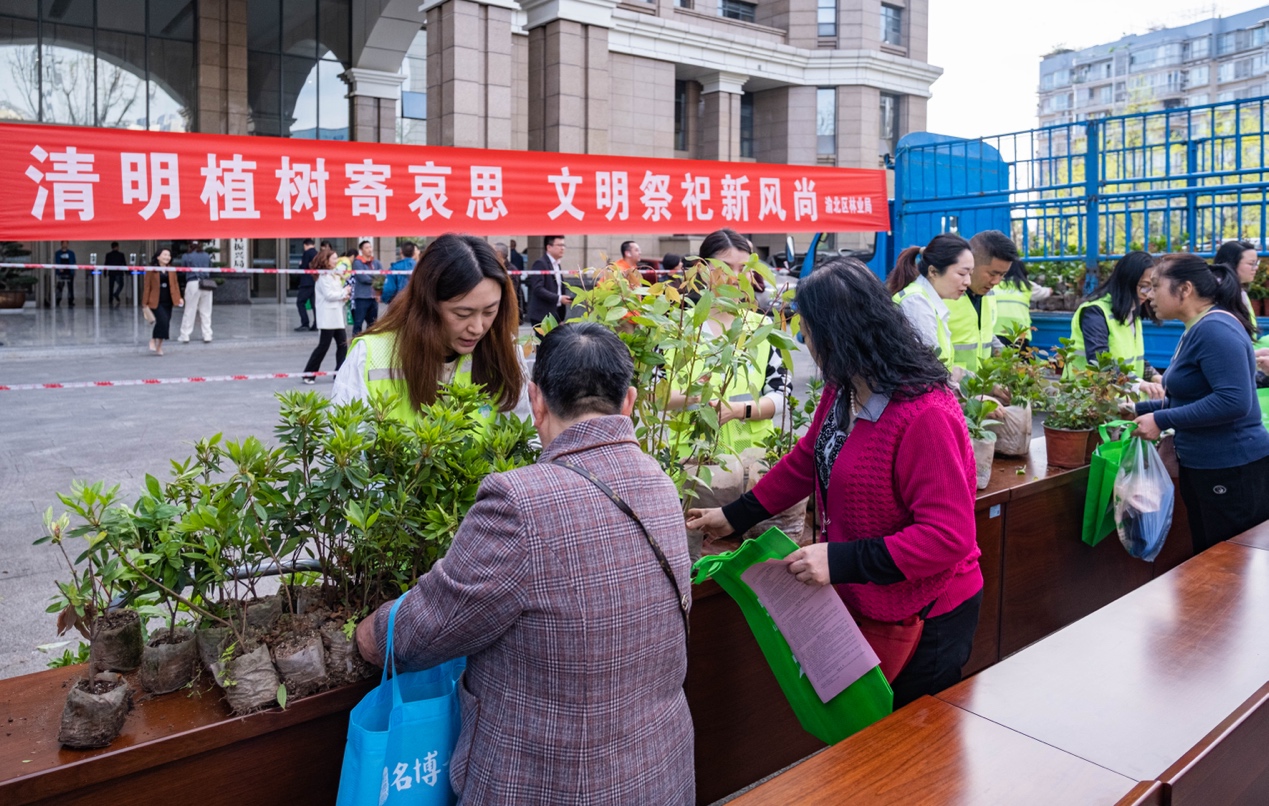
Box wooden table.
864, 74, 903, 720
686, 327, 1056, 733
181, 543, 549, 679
732, 697, 1152, 806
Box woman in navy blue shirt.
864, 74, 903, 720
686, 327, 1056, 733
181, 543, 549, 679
1134, 254, 1269, 554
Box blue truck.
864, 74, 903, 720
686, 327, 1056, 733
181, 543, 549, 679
792, 96, 1269, 368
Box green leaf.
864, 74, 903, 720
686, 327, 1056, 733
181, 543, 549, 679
277, 683, 288, 710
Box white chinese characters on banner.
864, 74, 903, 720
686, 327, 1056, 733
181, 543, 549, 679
408, 161, 453, 221
793, 178, 818, 222
26, 145, 99, 221
640, 171, 673, 222
759, 178, 786, 221
346, 159, 393, 221
680, 173, 714, 222
201, 154, 260, 221
596, 171, 629, 221
468, 166, 507, 221
547, 166, 583, 221
721, 174, 749, 221
824, 195, 874, 215
276, 157, 329, 221
121, 152, 180, 220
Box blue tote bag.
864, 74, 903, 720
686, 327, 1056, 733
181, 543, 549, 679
336, 592, 466, 806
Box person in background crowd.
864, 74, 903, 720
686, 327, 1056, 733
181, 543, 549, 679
992, 259, 1052, 343
885, 233, 974, 372
301, 247, 352, 385
664, 229, 789, 455
356, 321, 694, 804
528, 235, 570, 326
616, 240, 643, 285
350, 239, 382, 335
660, 253, 683, 286
493, 241, 510, 270
54, 240, 76, 308
689, 258, 981, 709
947, 231, 1018, 372
509, 239, 525, 272
1213, 239, 1260, 328
104, 242, 127, 307
381, 242, 415, 308
333, 234, 524, 422
509, 239, 529, 322
177, 240, 214, 343
296, 237, 318, 331
143, 248, 183, 356
1065, 251, 1163, 395
1134, 254, 1269, 555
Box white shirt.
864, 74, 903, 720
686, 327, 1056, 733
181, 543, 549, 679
897, 274, 952, 350
549, 254, 566, 303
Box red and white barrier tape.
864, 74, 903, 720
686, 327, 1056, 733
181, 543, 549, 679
0, 371, 331, 392
0, 262, 678, 277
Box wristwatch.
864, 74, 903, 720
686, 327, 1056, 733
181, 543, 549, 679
744, 403, 753, 420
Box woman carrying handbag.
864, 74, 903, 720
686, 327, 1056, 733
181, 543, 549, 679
142, 248, 183, 356
302, 247, 352, 384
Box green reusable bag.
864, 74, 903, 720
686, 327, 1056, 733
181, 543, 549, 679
1259, 388, 1269, 433
691, 527, 893, 745
1081, 420, 1137, 547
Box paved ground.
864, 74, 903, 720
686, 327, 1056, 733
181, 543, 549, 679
0, 301, 818, 679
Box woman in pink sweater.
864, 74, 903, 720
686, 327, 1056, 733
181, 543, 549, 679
688, 257, 982, 708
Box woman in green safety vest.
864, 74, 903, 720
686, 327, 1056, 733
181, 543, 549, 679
331, 234, 524, 422
992, 260, 1053, 344
1064, 251, 1164, 396
884, 232, 973, 372
1214, 239, 1260, 334
665, 228, 790, 456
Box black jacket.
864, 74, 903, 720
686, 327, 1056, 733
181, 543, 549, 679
526, 255, 565, 325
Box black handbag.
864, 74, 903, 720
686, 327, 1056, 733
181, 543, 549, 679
198, 278, 217, 291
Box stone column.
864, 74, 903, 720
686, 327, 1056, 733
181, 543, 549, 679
423, 0, 515, 149
521, 0, 616, 268
343, 68, 405, 143
698, 72, 747, 162
195, 0, 248, 135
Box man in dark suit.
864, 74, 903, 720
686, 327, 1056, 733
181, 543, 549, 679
526, 235, 571, 326
295, 237, 317, 331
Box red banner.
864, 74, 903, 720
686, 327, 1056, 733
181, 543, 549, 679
0, 123, 889, 241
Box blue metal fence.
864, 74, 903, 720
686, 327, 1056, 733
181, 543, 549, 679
893, 96, 1269, 282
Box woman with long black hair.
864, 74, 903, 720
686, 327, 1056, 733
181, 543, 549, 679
1213, 239, 1259, 326
688, 257, 981, 708
332, 234, 524, 420
1065, 251, 1163, 392
885, 233, 973, 371
1134, 254, 1269, 555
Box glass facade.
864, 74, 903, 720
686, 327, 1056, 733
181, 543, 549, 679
0, 0, 194, 130
739, 91, 753, 158
816, 87, 836, 157
817, 0, 835, 38
881, 4, 902, 47
398, 27, 426, 146
247, 0, 350, 140
880, 92, 899, 157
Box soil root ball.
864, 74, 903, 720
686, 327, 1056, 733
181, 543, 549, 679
89, 609, 143, 673
213, 643, 281, 714
321, 621, 374, 687
139, 628, 198, 695
273, 633, 329, 698
58, 672, 131, 749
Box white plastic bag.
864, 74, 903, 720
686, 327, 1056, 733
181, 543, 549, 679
1113, 437, 1174, 562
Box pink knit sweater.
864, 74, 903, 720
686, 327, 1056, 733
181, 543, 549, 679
752, 384, 982, 622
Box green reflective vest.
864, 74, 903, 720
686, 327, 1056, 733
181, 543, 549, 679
946, 292, 998, 372
893, 280, 954, 370
359, 331, 486, 425
993, 281, 1032, 337
1064, 296, 1145, 378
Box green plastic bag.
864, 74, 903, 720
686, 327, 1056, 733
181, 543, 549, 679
1082, 420, 1137, 547
1259, 388, 1269, 432
691, 527, 893, 745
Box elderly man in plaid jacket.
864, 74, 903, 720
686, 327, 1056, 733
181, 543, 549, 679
357, 322, 694, 804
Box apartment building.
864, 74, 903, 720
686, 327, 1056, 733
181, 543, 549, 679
1038, 5, 1269, 128
0, 0, 939, 283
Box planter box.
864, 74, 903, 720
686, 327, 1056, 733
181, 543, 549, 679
213, 276, 252, 304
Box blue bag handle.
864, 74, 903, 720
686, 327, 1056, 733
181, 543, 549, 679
383, 591, 409, 706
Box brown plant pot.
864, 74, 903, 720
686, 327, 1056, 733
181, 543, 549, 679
89, 609, 143, 673
57, 672, 131, 749
1044, 425, 1094, 469
0, 290, 26, 309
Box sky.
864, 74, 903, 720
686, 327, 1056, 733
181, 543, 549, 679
927, 0, 1269, 138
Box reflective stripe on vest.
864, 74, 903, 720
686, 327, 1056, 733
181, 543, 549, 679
993, 283, 1032, 336
946, 292, 997, 372
359, 332, 478, 424
1064, 297, 1145, 377
893, 281, 954, 370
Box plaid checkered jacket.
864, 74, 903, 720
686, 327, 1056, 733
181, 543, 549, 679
371, 415, 695, 804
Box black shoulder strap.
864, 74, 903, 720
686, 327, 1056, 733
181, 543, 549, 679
551, 460, 690, 645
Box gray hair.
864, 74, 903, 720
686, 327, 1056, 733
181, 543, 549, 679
493, 242, 509, 260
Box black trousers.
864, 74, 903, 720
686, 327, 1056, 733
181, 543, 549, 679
889, 590, 982, 709
55, 270, 74, 305
1179, 453, 1269, 555
108, 271, 125, 302
296, 287, 314, 327
352, 298, 378, 335
304, 328, 348, 376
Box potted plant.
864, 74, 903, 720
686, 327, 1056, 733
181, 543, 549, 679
0, 241, 35, 309
976, 324, 1049, 456
1042, 342, 1136, 469
959, 375, 1002, 490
